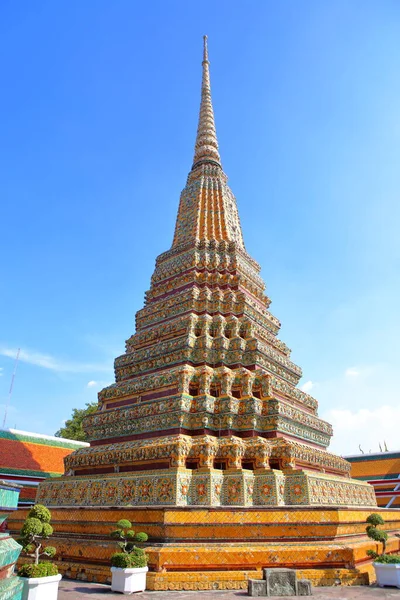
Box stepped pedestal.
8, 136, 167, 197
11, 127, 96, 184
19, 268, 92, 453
8, 505, 400, 589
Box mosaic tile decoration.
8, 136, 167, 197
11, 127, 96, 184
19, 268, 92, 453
37, 465, 375, 508
9, 505, 400, 587
36, 36, 376, 514
0, 481, 23, 600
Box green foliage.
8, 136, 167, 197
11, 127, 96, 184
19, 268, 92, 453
110, 520, 149, 557
19, 563, 59, 578
117, 519, 132, 530
366, 513, 385, 526
19, 504, 57, 567
54, 401, 98, 441
111, 553, 132, 568
21, 518, 43, 537
128, 552, 148, 568
111, 529, 123, 539
28, 504, 51, 523
125, 530, 137, 540
367, 527, 388, 544
130, 547, 147, 560
41, 523, 53, 538
19, 542, 35, 554
111, 550, 148, 569
368, 545, 400, 564
43, 546, 56, 558
374, 554, 400, 564
366, 513, 388, 557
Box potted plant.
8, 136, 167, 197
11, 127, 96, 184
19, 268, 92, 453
110, 519, 149, 594
18, 504, 61, 600
366, 513, 400, 589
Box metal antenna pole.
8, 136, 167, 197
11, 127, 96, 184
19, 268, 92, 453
2, 348, 20, 429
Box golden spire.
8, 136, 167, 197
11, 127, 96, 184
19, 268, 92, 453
172, 37, 245, 250
192, 35, 221, 169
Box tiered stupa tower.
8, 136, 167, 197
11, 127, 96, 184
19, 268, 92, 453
20, 37, 400, 589
37, 36, 370, 506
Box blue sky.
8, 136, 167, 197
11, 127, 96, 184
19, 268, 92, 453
1, 1, 399, 455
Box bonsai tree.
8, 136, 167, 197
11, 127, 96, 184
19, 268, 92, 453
111, 519, 148, 554
366, 513, 400, 564
110, 519, 148, 569
18, 504, 58, 578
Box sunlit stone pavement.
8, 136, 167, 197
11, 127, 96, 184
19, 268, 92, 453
58, 580, 400, 599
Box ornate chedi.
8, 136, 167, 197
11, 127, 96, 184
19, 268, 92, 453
10, 37, 400, 590
37, 36, 374, 510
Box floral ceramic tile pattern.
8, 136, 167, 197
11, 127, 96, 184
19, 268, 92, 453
19, 36, 398, 592
37, 37, 376, 511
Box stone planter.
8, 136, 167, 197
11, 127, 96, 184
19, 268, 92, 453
374, 562, 400, 589
111, 566, 148, 594
21, 574, 62, 600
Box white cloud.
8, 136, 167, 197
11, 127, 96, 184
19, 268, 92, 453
300, 380, 314, 393
317, 362, 400, 455
0, 367, 3, 377
325, 405, 400, 456
345, 367, 360, 377
86, 380, 111, 390
0, 346, 113, 374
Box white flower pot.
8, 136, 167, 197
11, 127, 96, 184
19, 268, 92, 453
21, 574, 62, 600
111, 566, 148, 594
374, 563, 400, 588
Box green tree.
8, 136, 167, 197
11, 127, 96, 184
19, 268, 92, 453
55, 402, 98, 441
366, 513, 389, 560
18, 504, 57, 566
111, 519, 149, 554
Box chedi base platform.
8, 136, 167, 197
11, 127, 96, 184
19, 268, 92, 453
8, 505, 400, 590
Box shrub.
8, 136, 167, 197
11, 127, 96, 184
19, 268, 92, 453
43, 546, 56, 558
366, 513, 388, 555
128, 552, 148, 568
366, 513, 385, 527
111, 553, 133, 569
19, 504, 58, 574
28, 504, 51, 524
111, 551, 148, 569
19, 563, 59, 578
41, 523, 54, 538
366, 513, 400, 564
21, 518, 43, 538
130, 547, 147, 559
116, 519, 132, 530
110, 519, 148, 555
374, 555, 400, 564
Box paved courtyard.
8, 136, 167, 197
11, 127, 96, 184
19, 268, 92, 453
58, 580, 400, 599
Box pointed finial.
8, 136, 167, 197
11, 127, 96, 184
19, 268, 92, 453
172, 36, 245, 249
203, 35, 209, 63
192, 35, 221, 169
